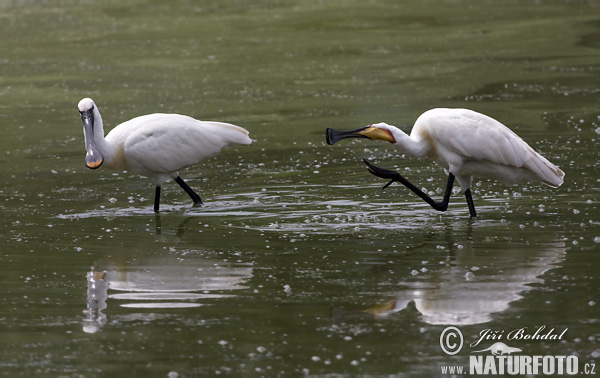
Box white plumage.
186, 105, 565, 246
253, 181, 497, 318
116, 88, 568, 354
78, 97, 252, 212
381, 108, 563, 188
326, 108, 564, 217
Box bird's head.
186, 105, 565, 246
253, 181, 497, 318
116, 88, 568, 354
78, 97, 104, 169
78, 97, 96, 112
326, 122, 396, 145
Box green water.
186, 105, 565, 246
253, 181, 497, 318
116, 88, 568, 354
1, 1, 599, 376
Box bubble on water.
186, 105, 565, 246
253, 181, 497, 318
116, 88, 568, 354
257, 346, 266, 353
109, 197, 117, 203
594, 237, 600, 243
218, 340, 228, 346
410, 270, 419, 276
311, 356, 320, 362
283, 284, 291, 293
464, 271, 475, 281
573, 209, 580, 214
589, 301, 596, 306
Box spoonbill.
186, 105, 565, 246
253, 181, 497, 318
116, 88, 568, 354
326, 108, 564, 217
78, 98, 252, 212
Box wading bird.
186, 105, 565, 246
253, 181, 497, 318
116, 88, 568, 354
326, 108, 564, 217
78, 98, 252, 212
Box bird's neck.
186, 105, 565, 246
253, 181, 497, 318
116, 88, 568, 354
389, 126, 429, 158
91, 108, 117, 163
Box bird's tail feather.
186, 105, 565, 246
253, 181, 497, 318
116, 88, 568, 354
527, 147, 564, 187
204, 121, 252, 146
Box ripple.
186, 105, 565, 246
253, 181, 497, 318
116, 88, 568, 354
54, 200, 263, 219
55, 184, 549, 234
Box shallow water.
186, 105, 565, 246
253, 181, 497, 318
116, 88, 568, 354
1, 1, 599, 376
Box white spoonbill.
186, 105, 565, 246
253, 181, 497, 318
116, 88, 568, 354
326, 108, 564, 217
78, 98, 252, 212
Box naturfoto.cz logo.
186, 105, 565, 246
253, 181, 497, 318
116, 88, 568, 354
439, 326, 596, 376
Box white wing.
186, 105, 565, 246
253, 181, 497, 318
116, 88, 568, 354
107, 114, 251, 177
420, 109, 564, 186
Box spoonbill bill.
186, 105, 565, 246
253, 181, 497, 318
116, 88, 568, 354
78, 98, 252, 212
326, 108, 564, 217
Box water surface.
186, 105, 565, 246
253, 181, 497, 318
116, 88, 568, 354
1, 1, 599, 376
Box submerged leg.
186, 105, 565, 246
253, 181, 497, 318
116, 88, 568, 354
464, 189, 477, 218
154, 185, 161, 213
174, 176, 203, 206
155, 213, 162, 234
363, 159, 454, 212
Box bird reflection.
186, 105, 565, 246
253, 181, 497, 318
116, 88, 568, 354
82, 270, 108, 333
154, 214, 194, 237
82, 252, 252, 333
362, 241, 566, 325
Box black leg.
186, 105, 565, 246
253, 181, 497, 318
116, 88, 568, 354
464, 189, 477, 218
363, 159, 454, 212
174, 176, 203, 206
154, 185, 161, 213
